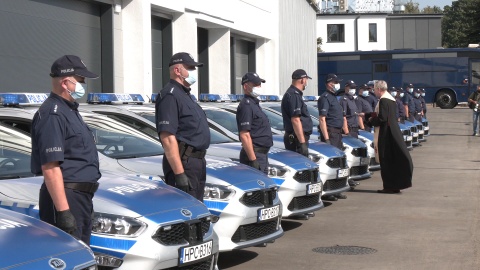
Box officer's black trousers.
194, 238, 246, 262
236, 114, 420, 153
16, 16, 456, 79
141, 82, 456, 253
348, 127, 359, 138
283, 134, 310, 155
414, 114, 422, 122
319, 126, 343, 150
163, 156, 207, 202
408, 113, 415, 122
39, 183, 94, 245
239, 148, 269, 174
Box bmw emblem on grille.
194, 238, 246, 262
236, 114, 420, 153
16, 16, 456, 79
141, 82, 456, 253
305, 162, 312, 168
257, 180, 265, 187
49, 258, 66, 270
335, 150, 342, 156
180, 209, 192, 217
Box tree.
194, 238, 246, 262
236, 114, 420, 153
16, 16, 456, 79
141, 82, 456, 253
442, 0, 480, 48
317, 37, 323, 52
404, 0, 420, 14
422, 5, 443, 14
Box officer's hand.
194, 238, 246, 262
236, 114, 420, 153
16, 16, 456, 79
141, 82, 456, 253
174, 173, 192, 193
298, 143, 309, 157
325, 139, 331, 145
56, 209, 77, 235
248, 159, 261, 170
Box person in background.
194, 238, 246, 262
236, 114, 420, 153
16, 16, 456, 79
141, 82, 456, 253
341, 80, 364, 138
393, 87, 406, 123
420, 89, 427, 118
403, 83, 416, 122
356, 84, 373, 132
467, 85, 480, 136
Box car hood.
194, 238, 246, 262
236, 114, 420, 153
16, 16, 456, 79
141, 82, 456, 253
209, 142, 318, 171
342, 136, 368, 148
0, 209, 93, 268
358, 130, 374, 141
272, 134, 345, 158
116, 155, 277, 191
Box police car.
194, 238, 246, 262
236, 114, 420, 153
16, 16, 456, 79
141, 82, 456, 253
195, 104, 351, 199
0, 97, 284, 253
0, 208, 97, 270
403, 120, 421, 146
357, 130, 380, 171
0, 117, 219, 270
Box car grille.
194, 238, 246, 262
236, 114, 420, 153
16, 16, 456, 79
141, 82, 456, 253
326, 157, 347, 168
369, 158, 380, 166
422, 121, 428, 127
406, 140, 412, 148
324, 178, 348, 191
293, 169, 319, 183
351, 147, 367, 157
152, 218, 211, 246
402, 129, 411, 136
287, 194, 320, 210
231, 220, 278, 243
240, 188, 277, 207
412, 136, 418, 143
410, 126, 417, 133
350, 165, 369, 176
165, 257, 213, 270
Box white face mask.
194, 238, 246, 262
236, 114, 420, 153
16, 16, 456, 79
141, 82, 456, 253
400, 93, 405, 98
415, 93, 421, 98
391, 91, 397, 97
361, 91, 369, 97
304, 81, 308, 90
348, 89, 356, 96
333, 83, 340, 92
67, 80, 86, 100
251, 86, 262, 98
181, 69, 198, 85
421, 93, 425, 97
408, 88, 413, 93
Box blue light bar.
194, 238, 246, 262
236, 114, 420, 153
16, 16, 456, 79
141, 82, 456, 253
236, 94, 244, 101
266, 95, 280, 102
303, 95, 317, 101
87, 93, 144, 104
228, 94, 239, 102
258, 95, 267, 102
0, 93, 48, 106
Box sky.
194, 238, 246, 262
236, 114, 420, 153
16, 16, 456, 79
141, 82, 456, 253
415, 0, 453, 9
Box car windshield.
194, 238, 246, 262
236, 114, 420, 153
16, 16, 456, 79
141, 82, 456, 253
204, 109, 239, 135
0, 124, 35, 179
81, 114, 165, 159
266, 104, 319, 126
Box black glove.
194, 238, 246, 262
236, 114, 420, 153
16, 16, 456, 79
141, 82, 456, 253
174, 173, 191, 193
325, 139, 331, 145
298, 143, 309, 157
248, 159, 261, 170
56, 209, 77, 235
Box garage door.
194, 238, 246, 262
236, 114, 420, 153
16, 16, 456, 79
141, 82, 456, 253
0, 0, 103, 96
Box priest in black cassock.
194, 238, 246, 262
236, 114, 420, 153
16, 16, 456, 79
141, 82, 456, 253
367, 80, 413, 194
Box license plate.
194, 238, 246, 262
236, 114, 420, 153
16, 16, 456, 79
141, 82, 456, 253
424, 126, 429, 130
179, 241, 213, 265
307, 183, 322, 195
360, 157, 370, 165
418, 130, 424, 134
337, 168, 349, 178
406, 136, 412, 141
258, 205, 280, 222
413, 133, 418, 137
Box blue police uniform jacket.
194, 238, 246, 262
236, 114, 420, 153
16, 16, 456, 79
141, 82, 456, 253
355, 96, 373, 113
402, 92, 415, 114
365, 94, 378, 110
281, 85, 313, 135
31, 93, 101, 183
236, 95, 273, 148
341, 94, 360, 128
317, 90, 344, 129
420, 97, 427, 113
155, 79, 210, 150
395, 97, 406, 119
413, 96, 423, 114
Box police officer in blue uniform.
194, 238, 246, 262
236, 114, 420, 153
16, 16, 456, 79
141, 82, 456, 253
31, 55, 101, 245
341, 80, 364, 138
155, 52, 209, 201
355, 84, 373, 132
392, 87, 406, 123
236, 72, 273, 174
365, 82, 378, 110
420, 89, 427, 118
413, 89, 424, 121
281, 69, 313, 157
317, 74, 346, 149
403, 83, 416, 122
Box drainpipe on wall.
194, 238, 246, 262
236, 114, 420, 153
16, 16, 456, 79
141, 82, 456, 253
354, 15, 360, 51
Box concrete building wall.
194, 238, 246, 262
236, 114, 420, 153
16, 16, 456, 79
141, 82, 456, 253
386, 15, 443, 50
317, 16, 357, 52
357, 16, 387, 51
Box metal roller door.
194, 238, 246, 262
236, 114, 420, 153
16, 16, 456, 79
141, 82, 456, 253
0, 0, 103, 96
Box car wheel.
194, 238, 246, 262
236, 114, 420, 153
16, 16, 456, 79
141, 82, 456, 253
435, 89, 456, 109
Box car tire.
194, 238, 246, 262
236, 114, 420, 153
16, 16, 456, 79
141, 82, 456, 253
435, 89, 456, 109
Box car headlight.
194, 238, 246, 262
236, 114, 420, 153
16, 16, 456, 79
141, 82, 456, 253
308, 153, 322, 163
92, 213, 147, 237
268, 164, 289, 178
204, 183, 236, 201
370, 142, 374, 148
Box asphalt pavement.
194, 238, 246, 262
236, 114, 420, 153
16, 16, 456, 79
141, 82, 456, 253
218, 105, 480, 270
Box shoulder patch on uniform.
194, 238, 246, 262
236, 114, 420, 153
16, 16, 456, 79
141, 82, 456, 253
170, 87, 174, 93
246, 99, 250, 104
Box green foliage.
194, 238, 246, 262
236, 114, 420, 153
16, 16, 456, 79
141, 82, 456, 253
442, 0, 480, 48
317, 37, 323, 52
404, 0, 420, 14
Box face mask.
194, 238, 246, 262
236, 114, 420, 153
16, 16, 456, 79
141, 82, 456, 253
421, 93, 425, 97
181, 69, 198, 85
348, 89, 356, 96
333, 83, 340, 92
391, 91, 397, 97
67, 81, 86, 100
408, 88, 413, 93
400, 93, 405, 98
415, 93, 420, 98
251, 86, 262, 98
361, 91, 369, 97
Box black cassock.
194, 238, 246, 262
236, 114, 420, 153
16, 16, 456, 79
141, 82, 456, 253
369, 98, 413, 190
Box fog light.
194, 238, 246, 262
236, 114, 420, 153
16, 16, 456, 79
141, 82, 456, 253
95, 253, 123, 268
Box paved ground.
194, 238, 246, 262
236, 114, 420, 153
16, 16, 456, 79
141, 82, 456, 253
218, 105, 480, 270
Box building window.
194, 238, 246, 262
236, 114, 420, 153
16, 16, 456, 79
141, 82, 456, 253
327, 24, 345, 43
369, 23, 377, 42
